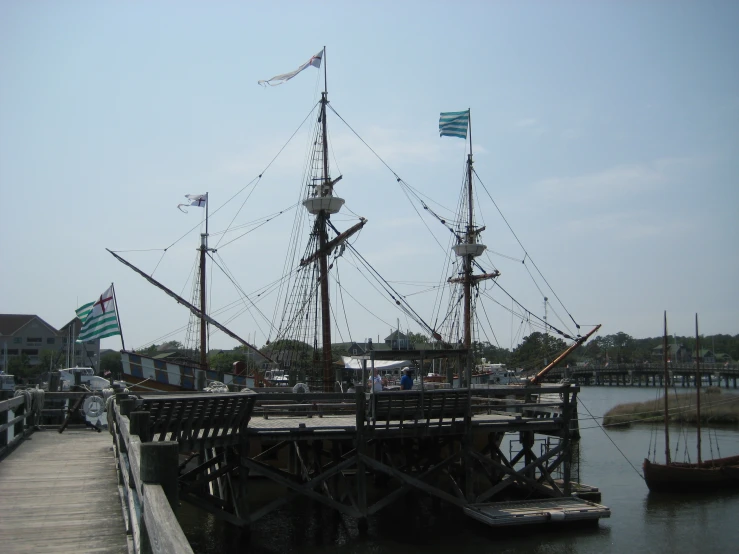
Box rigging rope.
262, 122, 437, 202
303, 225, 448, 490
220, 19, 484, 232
326, 220, 439, 338
473, 168, 581, 335
577, 397, 645, 480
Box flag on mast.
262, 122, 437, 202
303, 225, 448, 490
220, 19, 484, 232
177, 193, 208, 212
439, 110, 470, 139
258, 49, 323, 86
76, 285, 121, 342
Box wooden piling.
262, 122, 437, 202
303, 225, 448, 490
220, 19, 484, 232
48, 371, 60, 392
131, 411, 151, 443
140, 441, 180, 510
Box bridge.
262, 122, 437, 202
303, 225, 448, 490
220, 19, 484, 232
539, 362, 739, 387
1, 383, 609, 552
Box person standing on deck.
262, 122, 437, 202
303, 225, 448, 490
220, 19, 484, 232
400, 367, 413, 390
369, 369, 384, 392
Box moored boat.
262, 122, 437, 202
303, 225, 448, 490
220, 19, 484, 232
643, 313, 739, 492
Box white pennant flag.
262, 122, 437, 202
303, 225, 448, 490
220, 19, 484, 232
177, 193, 207, 213
258, 50, 323, 86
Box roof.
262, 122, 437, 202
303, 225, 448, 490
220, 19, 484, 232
58, 318, 83, 334
384, 330, 409, 341
0, 314, 59, 336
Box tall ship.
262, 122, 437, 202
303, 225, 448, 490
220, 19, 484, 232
111, 48, 598, 393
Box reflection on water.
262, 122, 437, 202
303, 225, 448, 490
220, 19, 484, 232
182, 387, 739, 553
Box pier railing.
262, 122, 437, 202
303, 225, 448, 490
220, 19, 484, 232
111, 394, 194, 554
0, 389, 47, 460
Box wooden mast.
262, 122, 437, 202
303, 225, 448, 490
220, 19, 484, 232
463, 113, 473, 388
318, 47, 333, 392
663, 311, 671, 464
695, 313, 702, 465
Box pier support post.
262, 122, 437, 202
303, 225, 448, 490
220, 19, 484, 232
561, 387, 573, 496
238, 408, 251, 539
49, 371, 60, 392
355, 385, 368, 534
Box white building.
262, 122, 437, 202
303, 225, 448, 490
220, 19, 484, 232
0, 314, 101, 372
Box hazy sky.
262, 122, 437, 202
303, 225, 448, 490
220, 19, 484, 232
2, 1, 737, 352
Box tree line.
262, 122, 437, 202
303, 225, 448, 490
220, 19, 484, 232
6, 331, 738, 382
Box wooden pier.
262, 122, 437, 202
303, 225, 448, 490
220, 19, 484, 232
2, 383, 610, 552
0, 426, 129, 553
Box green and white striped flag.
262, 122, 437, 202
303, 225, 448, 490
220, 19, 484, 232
75, 285, 121, 342
439, 110, 470, 139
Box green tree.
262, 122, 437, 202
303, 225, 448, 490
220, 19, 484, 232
101, 351, 123, 378
7, 354, 32, 381
510, 332, 567, 371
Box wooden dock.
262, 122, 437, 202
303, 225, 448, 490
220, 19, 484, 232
465, 496, 610, 527
0, 427, 130, 553
1, 383, 609, 551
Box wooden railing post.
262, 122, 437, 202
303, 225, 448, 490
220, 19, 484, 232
14, 394, 26, 438
140, 442, 180, 510
131, 411, 151, 443
139, 441, 181, 554
119, 398, 135, 418
0, 405, 8, 450
561, 385, 573, 496
49, 371, 60, 392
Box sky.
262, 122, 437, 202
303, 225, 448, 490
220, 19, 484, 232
1, 1, 738, 354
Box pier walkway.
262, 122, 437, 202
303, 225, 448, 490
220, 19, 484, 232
0, 427, 130, 554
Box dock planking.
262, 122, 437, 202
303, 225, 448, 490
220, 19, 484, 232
0, 428, 129, 554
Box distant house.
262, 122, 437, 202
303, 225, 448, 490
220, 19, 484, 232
333, 341, 373, 357
384, 330, 412, 350
715, 353, 734, 364
693, 349, 716, 363
651, 343, 692, 363
0, 313, 101, 371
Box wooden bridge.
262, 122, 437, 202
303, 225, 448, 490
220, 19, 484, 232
540, 362, 739, 388
1, 384, 609, 552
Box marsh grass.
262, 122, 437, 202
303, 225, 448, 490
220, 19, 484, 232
602, 388, 739, 427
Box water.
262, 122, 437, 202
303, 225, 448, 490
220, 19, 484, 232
181, 387, 739, 553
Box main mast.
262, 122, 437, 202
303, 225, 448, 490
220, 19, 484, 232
302, 50, 343, 392
318, 89, 333, 391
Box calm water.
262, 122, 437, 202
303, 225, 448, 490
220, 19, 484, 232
181, 387, 739, 553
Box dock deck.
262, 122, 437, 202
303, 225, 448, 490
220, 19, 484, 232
465, 497, 611, 527
0, 428, 130, 554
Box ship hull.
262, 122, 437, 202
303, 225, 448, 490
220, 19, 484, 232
121, 351, 254, 392
643, 455, 739, 492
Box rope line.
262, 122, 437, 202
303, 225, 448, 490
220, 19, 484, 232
577, 397, 645, 480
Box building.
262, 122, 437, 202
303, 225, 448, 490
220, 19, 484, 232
0, 314, 101, 372
651, 343, 692, 363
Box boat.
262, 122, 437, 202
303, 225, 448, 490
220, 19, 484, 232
642, 312, 739, 492
108, 50, 599, 395
474, 363, 525, 385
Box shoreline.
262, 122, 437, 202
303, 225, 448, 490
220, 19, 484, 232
602, 389, 739, 427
